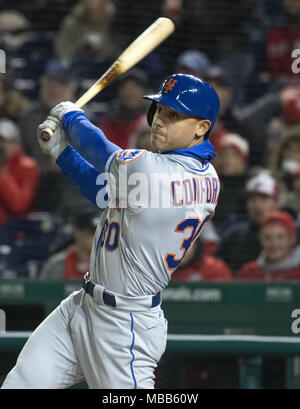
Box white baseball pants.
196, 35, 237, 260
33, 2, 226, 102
1, 288, 168, 389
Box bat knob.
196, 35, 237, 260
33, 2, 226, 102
40, 128, 53, 142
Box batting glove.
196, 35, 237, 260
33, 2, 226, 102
37, 116, 68, 159
49, 101, 83, 122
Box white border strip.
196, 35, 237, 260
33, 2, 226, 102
167, 334, 300, 343
0, 332, 299, 344
0, 331, 32, 338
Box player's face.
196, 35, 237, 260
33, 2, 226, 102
151, 104, 211, 151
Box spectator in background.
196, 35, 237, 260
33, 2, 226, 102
39, 211, 98, 280
128, 116, 156, 152
261, 0, 300, 86
20, 0, 76, 31
185, 0, 258, 106
111, 0, 166, 86
212, 133, 249, 234
209, 39, 298, 168
270, 125, 300, 220
99, 68, 148, 149
0, 9, 56, 101
39, 60, 77, 110
207, 69, 239, 133
112, 0, 161, 49
267, 85, 300, 161
235, 83, 282, 167
216, 173, 280, 274
55, 0, 118, 64
271, 125, 300, 179
32, 156, 97, 222
206, 69, 242, 153
158, 0, 189, 73
19, 59, 77, 173
0, 10, 31, 57
174, 50, 211, 79
0, 118, 39, 224
171, 238, 232, 282
237, 210, 300, 281
214, 134, 249, 177
0, 75, 31, 122
27, 61, 95, 219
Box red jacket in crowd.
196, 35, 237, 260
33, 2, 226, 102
237, 261, 300, 281
64, 248, 89, 280
0, 147, 40, 224
40, 245, 90, 280
100, 115, 144, 149
171, 256, 232, 282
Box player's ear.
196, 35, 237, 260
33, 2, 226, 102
195, 119, 211, 139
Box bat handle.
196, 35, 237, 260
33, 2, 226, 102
39, 128, 53, 142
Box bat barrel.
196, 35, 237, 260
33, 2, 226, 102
75, 61, 123, 108
38, 17, 175, 141
75, 18, 174, 108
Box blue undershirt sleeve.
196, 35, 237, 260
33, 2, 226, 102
62, 110, 121, 173
56, 145, 108, 209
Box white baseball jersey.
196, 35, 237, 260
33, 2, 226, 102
89, 148, 220, 296
2, 146, 219, 390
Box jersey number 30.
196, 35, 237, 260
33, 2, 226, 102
97, 219, 120, 252
165, 215, 211, 270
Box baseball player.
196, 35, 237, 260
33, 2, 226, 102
2, 74, 220, 389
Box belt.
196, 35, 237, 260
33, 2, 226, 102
82, 275, 161, 308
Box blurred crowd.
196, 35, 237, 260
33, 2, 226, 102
0, 0, 299, 282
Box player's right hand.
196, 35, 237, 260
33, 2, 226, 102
37, 116, 68, 158
50, 101, 83, 121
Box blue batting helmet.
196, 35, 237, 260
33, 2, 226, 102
143, 74, 220, 136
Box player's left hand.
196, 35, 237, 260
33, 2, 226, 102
37, 116, 68, 158
50, 101, 84, 121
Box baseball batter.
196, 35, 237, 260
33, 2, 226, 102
2, 74, 220, 389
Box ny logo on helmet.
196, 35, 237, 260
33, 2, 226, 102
163, 78, 177, 94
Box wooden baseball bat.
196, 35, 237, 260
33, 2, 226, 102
40, 17, 175, 141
